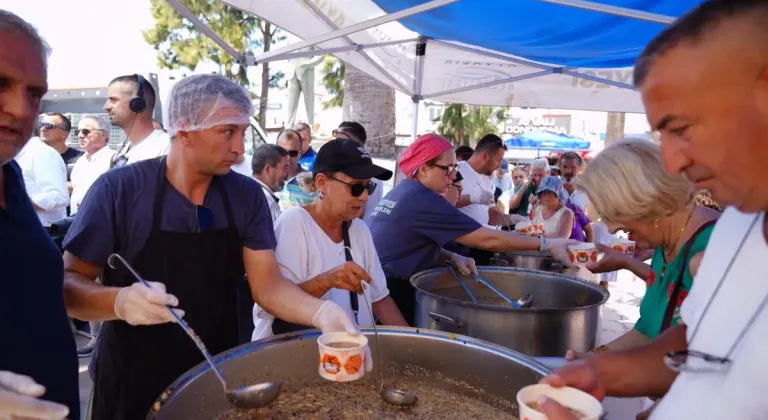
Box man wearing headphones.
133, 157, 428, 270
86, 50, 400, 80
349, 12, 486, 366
104, 74, 169, 167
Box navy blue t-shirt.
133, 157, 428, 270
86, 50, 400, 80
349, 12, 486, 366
367, 179, 481, 279
63, 157, 277, 268
0, 161, 80, 418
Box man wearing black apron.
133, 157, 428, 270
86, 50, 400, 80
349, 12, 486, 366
60, 75, 362, 420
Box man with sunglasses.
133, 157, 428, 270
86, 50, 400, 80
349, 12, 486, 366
333, 121, 384, 219
61, 74, 361, 419
539, 1, 768, 419
277, 128, 302, 179
69, 115, 115, 216
40, 113, 82, 166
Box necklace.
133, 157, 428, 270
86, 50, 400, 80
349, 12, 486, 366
663, 206, 695, 262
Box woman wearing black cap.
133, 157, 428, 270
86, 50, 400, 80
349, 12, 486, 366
252, 139, 409, 341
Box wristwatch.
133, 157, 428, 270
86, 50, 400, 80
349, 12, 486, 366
539, 236, 549, 252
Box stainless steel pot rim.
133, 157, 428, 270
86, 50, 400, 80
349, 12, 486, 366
146, 326, 553, 419
409, 266, 610, 312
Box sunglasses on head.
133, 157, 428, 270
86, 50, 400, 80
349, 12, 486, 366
327, 175, 376, 197
39, 122, 67, 131
79, 128, 103, 136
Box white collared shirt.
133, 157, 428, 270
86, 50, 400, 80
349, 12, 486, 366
253, 178, 281, 223
69, 146, 116, 215
124, 130, 170, 164
14, 136, 69, 226
457, 160, 493, 225
651, 209, 768, 419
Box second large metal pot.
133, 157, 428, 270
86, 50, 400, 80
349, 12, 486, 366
411, 267, 609, 357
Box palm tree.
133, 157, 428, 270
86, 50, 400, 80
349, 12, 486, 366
436, 104, 500, 146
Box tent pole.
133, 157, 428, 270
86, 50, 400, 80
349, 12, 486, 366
164, 0, 244, 63
252, 0, 459, 65
255, 38, 419, 64
298, 0, 416, 94
537, 0, 675, 24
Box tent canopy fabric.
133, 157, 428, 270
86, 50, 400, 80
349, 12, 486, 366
373, 0, 699, 68
202, 0, 703, 112
505, 130, 591, 152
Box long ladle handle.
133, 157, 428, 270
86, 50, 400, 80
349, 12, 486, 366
445, 262, 478, 304
471, 272, 520, 308
107, 253, 230, 390
358, 282, 385, 392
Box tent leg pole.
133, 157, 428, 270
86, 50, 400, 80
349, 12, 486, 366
411, 99, 420, 141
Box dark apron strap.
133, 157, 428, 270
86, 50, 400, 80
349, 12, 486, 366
660, 220, 717, 332
342, 221, 359, 323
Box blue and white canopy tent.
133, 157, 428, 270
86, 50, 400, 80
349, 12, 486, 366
167, 0, 703, 120
504, 130, 591, 161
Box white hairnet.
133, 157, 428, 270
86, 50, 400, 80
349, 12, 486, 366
166, 74, 254, 137
531, 157, 550, 171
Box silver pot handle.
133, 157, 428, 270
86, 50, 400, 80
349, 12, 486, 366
429, 312, 464, 327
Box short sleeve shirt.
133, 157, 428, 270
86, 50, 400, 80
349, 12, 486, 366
63, 157, 276, 267
366, 179, 482, 279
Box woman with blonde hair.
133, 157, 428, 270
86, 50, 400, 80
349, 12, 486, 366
566, 138, 720, 357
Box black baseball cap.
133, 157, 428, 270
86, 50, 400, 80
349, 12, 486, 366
312, 138, 393, 181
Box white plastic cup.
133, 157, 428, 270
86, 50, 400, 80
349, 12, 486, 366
317, 332, 368, 382
517, 384, 603, 420
567, 243, 598, 267
609, 238, 636, 256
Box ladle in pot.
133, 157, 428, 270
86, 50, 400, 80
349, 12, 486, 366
359, 283, 418, 407
447, 261, 533, 309
107, 253, 282, 409
445, 262, 478, 304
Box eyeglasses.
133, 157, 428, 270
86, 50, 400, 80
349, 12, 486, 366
110, 154, 129, 169
430, 163, 460, 176
39, 122, 67, 131
327, 176, 376, 197
451, 183, 463, 194
78, 128, 104, 136
284, 149, 300, 158
663, 350, 732, 373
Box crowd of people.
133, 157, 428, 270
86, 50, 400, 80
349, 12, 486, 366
2, 0, 768, 419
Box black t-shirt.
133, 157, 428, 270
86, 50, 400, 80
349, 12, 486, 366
60, 147, 83, 181
0, 161, 80, 418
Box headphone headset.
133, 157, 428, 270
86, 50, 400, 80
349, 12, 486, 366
129, 74, 147, 114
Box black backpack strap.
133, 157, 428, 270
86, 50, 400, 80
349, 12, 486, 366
342, 221, 359, 322
660, 219, 717, 332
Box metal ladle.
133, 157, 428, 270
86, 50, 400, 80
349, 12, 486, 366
359, 283, 418, 407
446, 260, 533, 309
107, 253, 281, 409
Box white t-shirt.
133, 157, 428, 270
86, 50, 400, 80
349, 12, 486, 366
651, 209, 768, 420
124, 130, 170, 164
564, 188, 589, 211
253, 178, 281, 223
457, 161, 493, 225
533, 205, 572, 237
14, 136, 69, 225
69, 146, 116, 215
252, 207, 390, 341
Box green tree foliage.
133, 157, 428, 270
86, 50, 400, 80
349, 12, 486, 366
143, 0, 285, 125
436, 104, 500, 146
321, 56, 345, 109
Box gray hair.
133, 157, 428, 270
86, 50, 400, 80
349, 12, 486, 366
79, 115, 109, 132
252, 144, 288, 176
577, 138, 695, 224
530, 157, 550, 171
0, 10, 51, 66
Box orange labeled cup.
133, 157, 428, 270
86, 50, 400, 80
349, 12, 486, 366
609, 238, 636, 256
317, 332, 368, 382
568, 243, 598, 266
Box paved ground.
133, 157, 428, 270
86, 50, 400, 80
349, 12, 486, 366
75, 269, 648, 419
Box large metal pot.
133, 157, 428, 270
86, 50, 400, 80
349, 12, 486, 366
411, 266, 609, 357
490, 250, 568, 272
147, 328, 552, 419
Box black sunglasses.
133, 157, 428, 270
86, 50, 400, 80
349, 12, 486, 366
285, 149, 300, 158
79, 128, 104, 136
430, 163, 460, 176
39, 122, 68, 131
327, 176, 376, 197
110, 154, 129, 169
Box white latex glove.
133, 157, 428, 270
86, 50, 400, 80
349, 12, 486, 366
312, 300, 372, 372
470, 188, 494, 206
450, 253, 478, 275
0, 371, 69, 420
114, 281, 185, 326
542, 237, 580, 266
